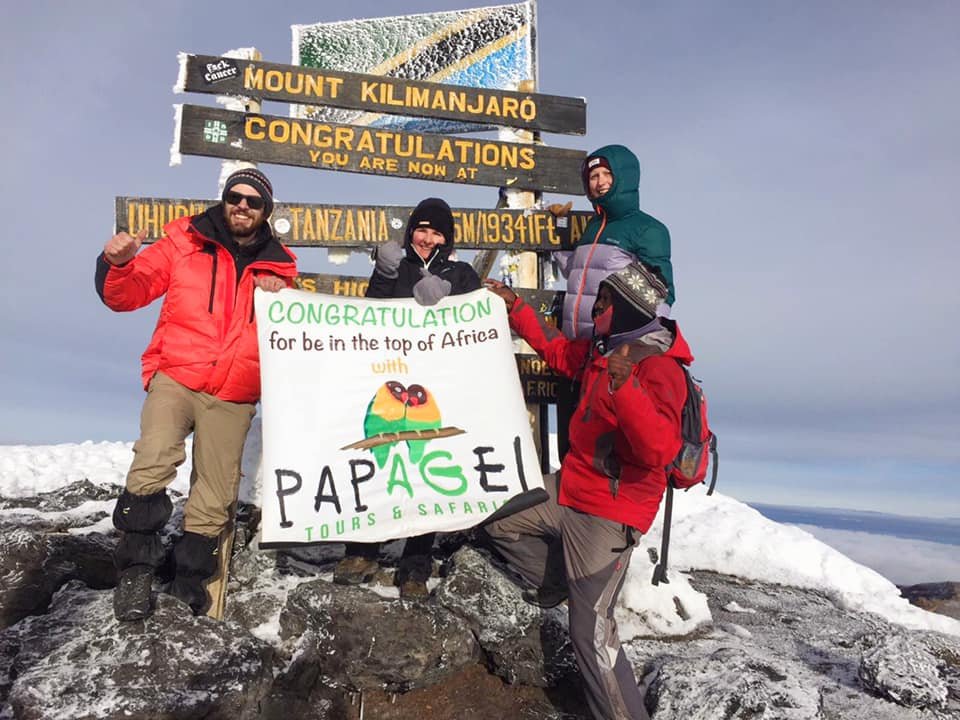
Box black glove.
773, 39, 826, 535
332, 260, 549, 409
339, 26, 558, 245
413, 268, 452, 306
374, 240, 404, 279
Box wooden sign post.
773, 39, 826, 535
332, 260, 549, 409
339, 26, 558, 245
118, 2, 593, 591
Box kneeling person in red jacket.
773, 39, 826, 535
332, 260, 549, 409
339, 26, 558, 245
484, 263, 691, 720
96, 168, 297, 621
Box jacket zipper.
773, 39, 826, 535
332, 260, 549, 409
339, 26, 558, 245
206, 247, 218, 314
248, 272, 257, 323
571, 206, 607, 337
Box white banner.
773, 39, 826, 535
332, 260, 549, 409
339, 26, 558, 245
255, 288, 543, 545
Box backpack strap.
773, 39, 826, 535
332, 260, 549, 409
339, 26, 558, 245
651, 482, 674, 586
706, 433, 718, 496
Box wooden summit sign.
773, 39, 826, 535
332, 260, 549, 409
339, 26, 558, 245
180, 54, 586, 135
116, 196, 593, 249
176, 104, 585, 195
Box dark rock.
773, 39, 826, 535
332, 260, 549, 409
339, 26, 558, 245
278, 578, 479, 693
901, 582, 960, 621
303, 661, 591, 720
632, 571, 960, 719
859, 633, 949, 708
0, 528, 115, 629
2, 582, 275, 720
435, 546, 578, 687
646, 645, 821, 719
258, 629, 357, 719
3, 476, 960, 720
0, 479, 119, 512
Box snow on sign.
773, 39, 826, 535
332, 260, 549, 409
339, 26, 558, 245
292, 2, 537, 133
254, 288, 545, 546
178, 54, 585, 135
175, 104, 585, 193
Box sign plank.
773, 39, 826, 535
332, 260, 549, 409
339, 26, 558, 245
181, 54, 586, 135
175, 104, 585, 194
293, 273, 564, 305
515, 353, 563, 404
115, 197, 593, 250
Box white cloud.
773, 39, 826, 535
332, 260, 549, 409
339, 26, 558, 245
791, 524, 960, 587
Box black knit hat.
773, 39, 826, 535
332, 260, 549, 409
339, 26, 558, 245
223, 168, 274, 217
600, 262, 668, 332
406, 197, 455, 246
581, 154, 613, 192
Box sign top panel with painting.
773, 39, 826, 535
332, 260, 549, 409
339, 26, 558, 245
292, 1, 535, 133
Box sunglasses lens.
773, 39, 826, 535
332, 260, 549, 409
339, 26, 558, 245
225, 191, 265, 210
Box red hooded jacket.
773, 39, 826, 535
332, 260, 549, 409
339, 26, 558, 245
96, 209, 297, 404
508, 299, 692, 532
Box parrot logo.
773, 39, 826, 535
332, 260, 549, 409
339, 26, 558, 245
341, 381, 464, 469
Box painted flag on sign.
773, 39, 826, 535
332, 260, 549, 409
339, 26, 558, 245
292, 2, 535, 133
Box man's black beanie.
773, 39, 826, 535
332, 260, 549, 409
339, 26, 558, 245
223, 168, 274, 217
406, 197, 455, 245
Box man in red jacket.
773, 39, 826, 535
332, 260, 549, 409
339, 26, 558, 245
96, 168, 297, 621
485, 262, 690, 720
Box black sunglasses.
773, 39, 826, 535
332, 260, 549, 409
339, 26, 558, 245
224, 190, 266, 210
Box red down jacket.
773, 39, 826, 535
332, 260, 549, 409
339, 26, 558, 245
95, 209, 297, 404
509, 299, 692, 532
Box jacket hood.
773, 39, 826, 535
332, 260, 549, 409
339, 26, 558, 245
584, 144, 640, 220
659, 318, 694, 365
403, 198, 455, 267
166, 207, 297, 270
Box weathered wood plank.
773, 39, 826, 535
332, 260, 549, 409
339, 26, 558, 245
515, 353, 563, 404
181, 54, 586, 135
115, 197, 592, 250
175, 105, 585, 194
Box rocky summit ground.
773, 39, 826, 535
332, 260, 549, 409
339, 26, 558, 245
1, 481, 958, 719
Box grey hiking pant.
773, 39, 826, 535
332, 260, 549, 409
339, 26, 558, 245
126, 372, 255, 537
485, 474, 649, 720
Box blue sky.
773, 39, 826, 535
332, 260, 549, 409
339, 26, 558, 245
1, 1, 958, 517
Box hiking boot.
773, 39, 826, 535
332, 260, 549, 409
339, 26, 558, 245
399, 578, 429, 600
170, 574, 213, 616
114, 565, 154, 621
333, 555, 379, 586
522, 585, 568, 609
168, 532, 220, 616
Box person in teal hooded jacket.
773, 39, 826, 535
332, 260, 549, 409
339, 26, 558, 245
555, 144, 675, 459
559, 144, 675, 339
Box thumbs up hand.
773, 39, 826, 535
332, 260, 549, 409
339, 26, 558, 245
104, 228, 146, 266
607, 344, 634, 392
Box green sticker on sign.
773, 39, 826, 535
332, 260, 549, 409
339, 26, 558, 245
203, 120, 228, 143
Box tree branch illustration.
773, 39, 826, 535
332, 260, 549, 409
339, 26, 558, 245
340, 426, 466, 451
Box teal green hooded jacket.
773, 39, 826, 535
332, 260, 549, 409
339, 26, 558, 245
561, 144, 674, 339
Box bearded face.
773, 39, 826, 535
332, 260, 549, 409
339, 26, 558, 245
223, 183, 267, 243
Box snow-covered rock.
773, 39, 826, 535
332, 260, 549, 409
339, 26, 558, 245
1, 444, 960, 718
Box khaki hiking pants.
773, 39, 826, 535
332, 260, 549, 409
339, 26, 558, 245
126, 372, 256, 537
485, 474, 649, 720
